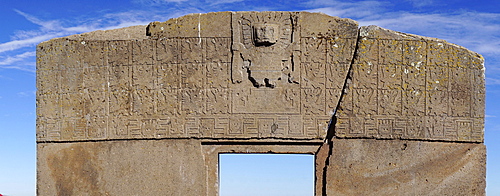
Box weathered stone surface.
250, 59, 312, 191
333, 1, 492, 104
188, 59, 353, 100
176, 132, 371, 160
325, 139, 486, 195
37, 12, 359, 142
335, 25, 485, 142
37, 139, 206, 195
36, 11, 486, 196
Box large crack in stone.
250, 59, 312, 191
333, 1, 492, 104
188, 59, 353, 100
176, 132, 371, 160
319, 26, 361, 196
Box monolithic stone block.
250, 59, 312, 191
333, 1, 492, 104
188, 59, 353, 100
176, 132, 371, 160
37, 140, 206, 195
325, 139, 486, 196
36, 11, 486, 196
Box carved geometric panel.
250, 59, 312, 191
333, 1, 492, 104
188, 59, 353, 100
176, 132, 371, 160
36, 12, 483, 143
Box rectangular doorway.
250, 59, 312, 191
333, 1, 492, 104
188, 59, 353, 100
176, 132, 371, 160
219, 153, 314, 196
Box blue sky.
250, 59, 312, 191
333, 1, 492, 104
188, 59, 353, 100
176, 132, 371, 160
0, 0, 499, 195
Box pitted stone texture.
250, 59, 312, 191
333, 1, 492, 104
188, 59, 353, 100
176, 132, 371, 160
37, 140, 206, 196
325, 139, 486, 195
37, 12, 359, 142
335, 25, 485, 142
36, 11, 486, 196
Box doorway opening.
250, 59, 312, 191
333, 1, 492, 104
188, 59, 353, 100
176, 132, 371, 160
218, 153, 314, 196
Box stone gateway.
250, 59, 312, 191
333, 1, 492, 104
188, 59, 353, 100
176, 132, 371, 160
36, 12, 485, 195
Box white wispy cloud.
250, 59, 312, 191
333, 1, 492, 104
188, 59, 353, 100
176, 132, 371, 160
0, 9, 162, 72
307, 3, 500, 56
0, 51, 35, 66
1, 0, 499, 77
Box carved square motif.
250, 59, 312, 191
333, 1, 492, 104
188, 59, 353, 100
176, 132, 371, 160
87, 117, 107, 139
253, 23, 279, 45
427, 42, 448, 67
301, 62, 325, 89
132, 65, 155, 90
229, 116, 243, 135
302, 88, 325, 115
355, 38, 378, 64
206, 38, 231, 63
108, 40, 131, 66
426, 66, 449, 91
456, 120, 473, 141
156, 38, 178, 64
379, 39, 402, 65
378, 64, 402, 90
83, 41, 105, 67
377, 118, 394, 138
328, 38, 356, 65
109, 117, 128, 138
426, 90, 448, 116
352, 63, 377, 89
326, 63, 349, 90
132, 40, 154, 66
350, 117, 365, 135
180, 38, 204, 64
403, 90, 425, 116
157, 64, 179, 89
403, 40, 426, 66
157, 88, 179, 116
181, 89, 205, 115
406, 117, 425, 138
378, 90, 402, 115
131, 89, 155, 116
301, 38, 326, 63
402, 65, 425, 90
181, 63, 205, 89
425, 116, 446, 139
353, 89, 377, 115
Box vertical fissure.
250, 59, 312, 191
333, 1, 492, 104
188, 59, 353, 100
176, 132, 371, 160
321, 28, 361, 196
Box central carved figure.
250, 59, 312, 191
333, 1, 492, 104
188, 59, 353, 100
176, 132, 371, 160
232, 13, 299, 88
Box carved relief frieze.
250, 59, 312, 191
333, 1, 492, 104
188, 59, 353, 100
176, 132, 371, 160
36, 12, 483, 143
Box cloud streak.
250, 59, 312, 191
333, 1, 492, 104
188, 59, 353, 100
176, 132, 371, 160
306, 2, 500, 56
1, 0, 499, 78
0, 51, 35, 66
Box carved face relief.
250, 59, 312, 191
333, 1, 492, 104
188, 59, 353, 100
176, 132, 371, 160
253, 23, 279, 46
